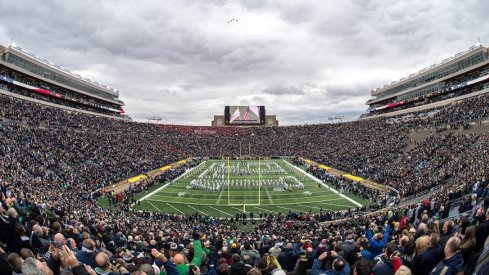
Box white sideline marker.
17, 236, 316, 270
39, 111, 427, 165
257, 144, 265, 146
282, 160, 362, 207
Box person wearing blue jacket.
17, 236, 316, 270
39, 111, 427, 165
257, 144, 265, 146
430, 237, 464, 275
366, 223, 391, 257
312, 251, 351, 275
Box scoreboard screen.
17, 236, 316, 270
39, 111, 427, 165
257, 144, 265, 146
224, 106, 265, 125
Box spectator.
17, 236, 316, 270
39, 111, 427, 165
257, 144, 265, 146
367, 222, 391, 257
431, 237, 464, 275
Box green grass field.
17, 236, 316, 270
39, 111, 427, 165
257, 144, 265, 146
133, 159, 367, 217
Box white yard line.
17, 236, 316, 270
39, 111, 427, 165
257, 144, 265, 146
146, 200, 161, 212
198, 163, 215, 178
231, 206, 245, 213
266, 188, 274, 204
187, 204, 209, 216
255, 206, 278, 214
216, 189, 224, 205
317, 201, 358, 208
282, 160, 362, 207
138, 161, 207, 203
276, 205, 304, 213
298, 204, 333, 211
166, 203, 184, 214
208, 206, 233, 217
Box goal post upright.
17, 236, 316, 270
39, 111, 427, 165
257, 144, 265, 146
227, 157, 230, 205
258, 157, 261, 205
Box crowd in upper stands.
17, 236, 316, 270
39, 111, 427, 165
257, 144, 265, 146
1, 91, 489, 275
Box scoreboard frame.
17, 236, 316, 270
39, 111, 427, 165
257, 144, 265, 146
224, 106, 266, 125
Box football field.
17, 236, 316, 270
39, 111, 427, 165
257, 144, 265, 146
134, 159, 367, 217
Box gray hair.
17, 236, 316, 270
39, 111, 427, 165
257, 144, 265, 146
139, 263, 156, 275
22, 257, 45, 275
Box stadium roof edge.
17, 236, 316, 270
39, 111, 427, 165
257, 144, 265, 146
371, 44, 487, 96
4, 43, 119, 96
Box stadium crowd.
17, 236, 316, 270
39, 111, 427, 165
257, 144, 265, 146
1, 92, 489, 274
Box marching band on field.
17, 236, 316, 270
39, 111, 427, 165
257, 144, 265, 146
188, 161, 304, 192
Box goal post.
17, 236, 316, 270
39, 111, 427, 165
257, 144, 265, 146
227, 157, 261, 206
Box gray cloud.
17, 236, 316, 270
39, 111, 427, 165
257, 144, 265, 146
0, 0, 487, 125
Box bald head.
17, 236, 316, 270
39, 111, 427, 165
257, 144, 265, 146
173, 253, 185, 265
54, 233, 65, 244
95, 252, 110, 270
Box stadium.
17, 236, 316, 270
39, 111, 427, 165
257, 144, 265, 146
1, 2, 489, 275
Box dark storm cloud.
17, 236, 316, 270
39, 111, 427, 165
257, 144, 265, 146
0, 0, 487, 125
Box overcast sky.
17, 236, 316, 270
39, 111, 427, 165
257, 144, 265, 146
0, 0, 488, 125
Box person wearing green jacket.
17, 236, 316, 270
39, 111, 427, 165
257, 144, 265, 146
174, 233, 203, 275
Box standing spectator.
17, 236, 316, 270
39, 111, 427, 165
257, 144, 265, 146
277, 243, 297, 272
431, 237, 464, 275
367, 223, 391, 257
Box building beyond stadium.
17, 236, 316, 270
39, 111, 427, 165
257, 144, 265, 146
0, 43, 127, 119
365, 42, 489, 118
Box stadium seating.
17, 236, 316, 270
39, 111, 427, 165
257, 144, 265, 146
1, 92, 489, 274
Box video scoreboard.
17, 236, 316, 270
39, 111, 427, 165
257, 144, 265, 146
224, 106, 265, 125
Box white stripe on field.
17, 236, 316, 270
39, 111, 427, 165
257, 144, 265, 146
208, 206, 233, 217
146, 200, 160, 211
266, 188, 273, 204
216, 189, 224, 205
231, 206, 245, 213
187, 204, 209, 216
282, 160, 362, 207
255, 207, 278, 214
138, 160, 207, 203
166, 203, 184, 214
276, 205, 303, 213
